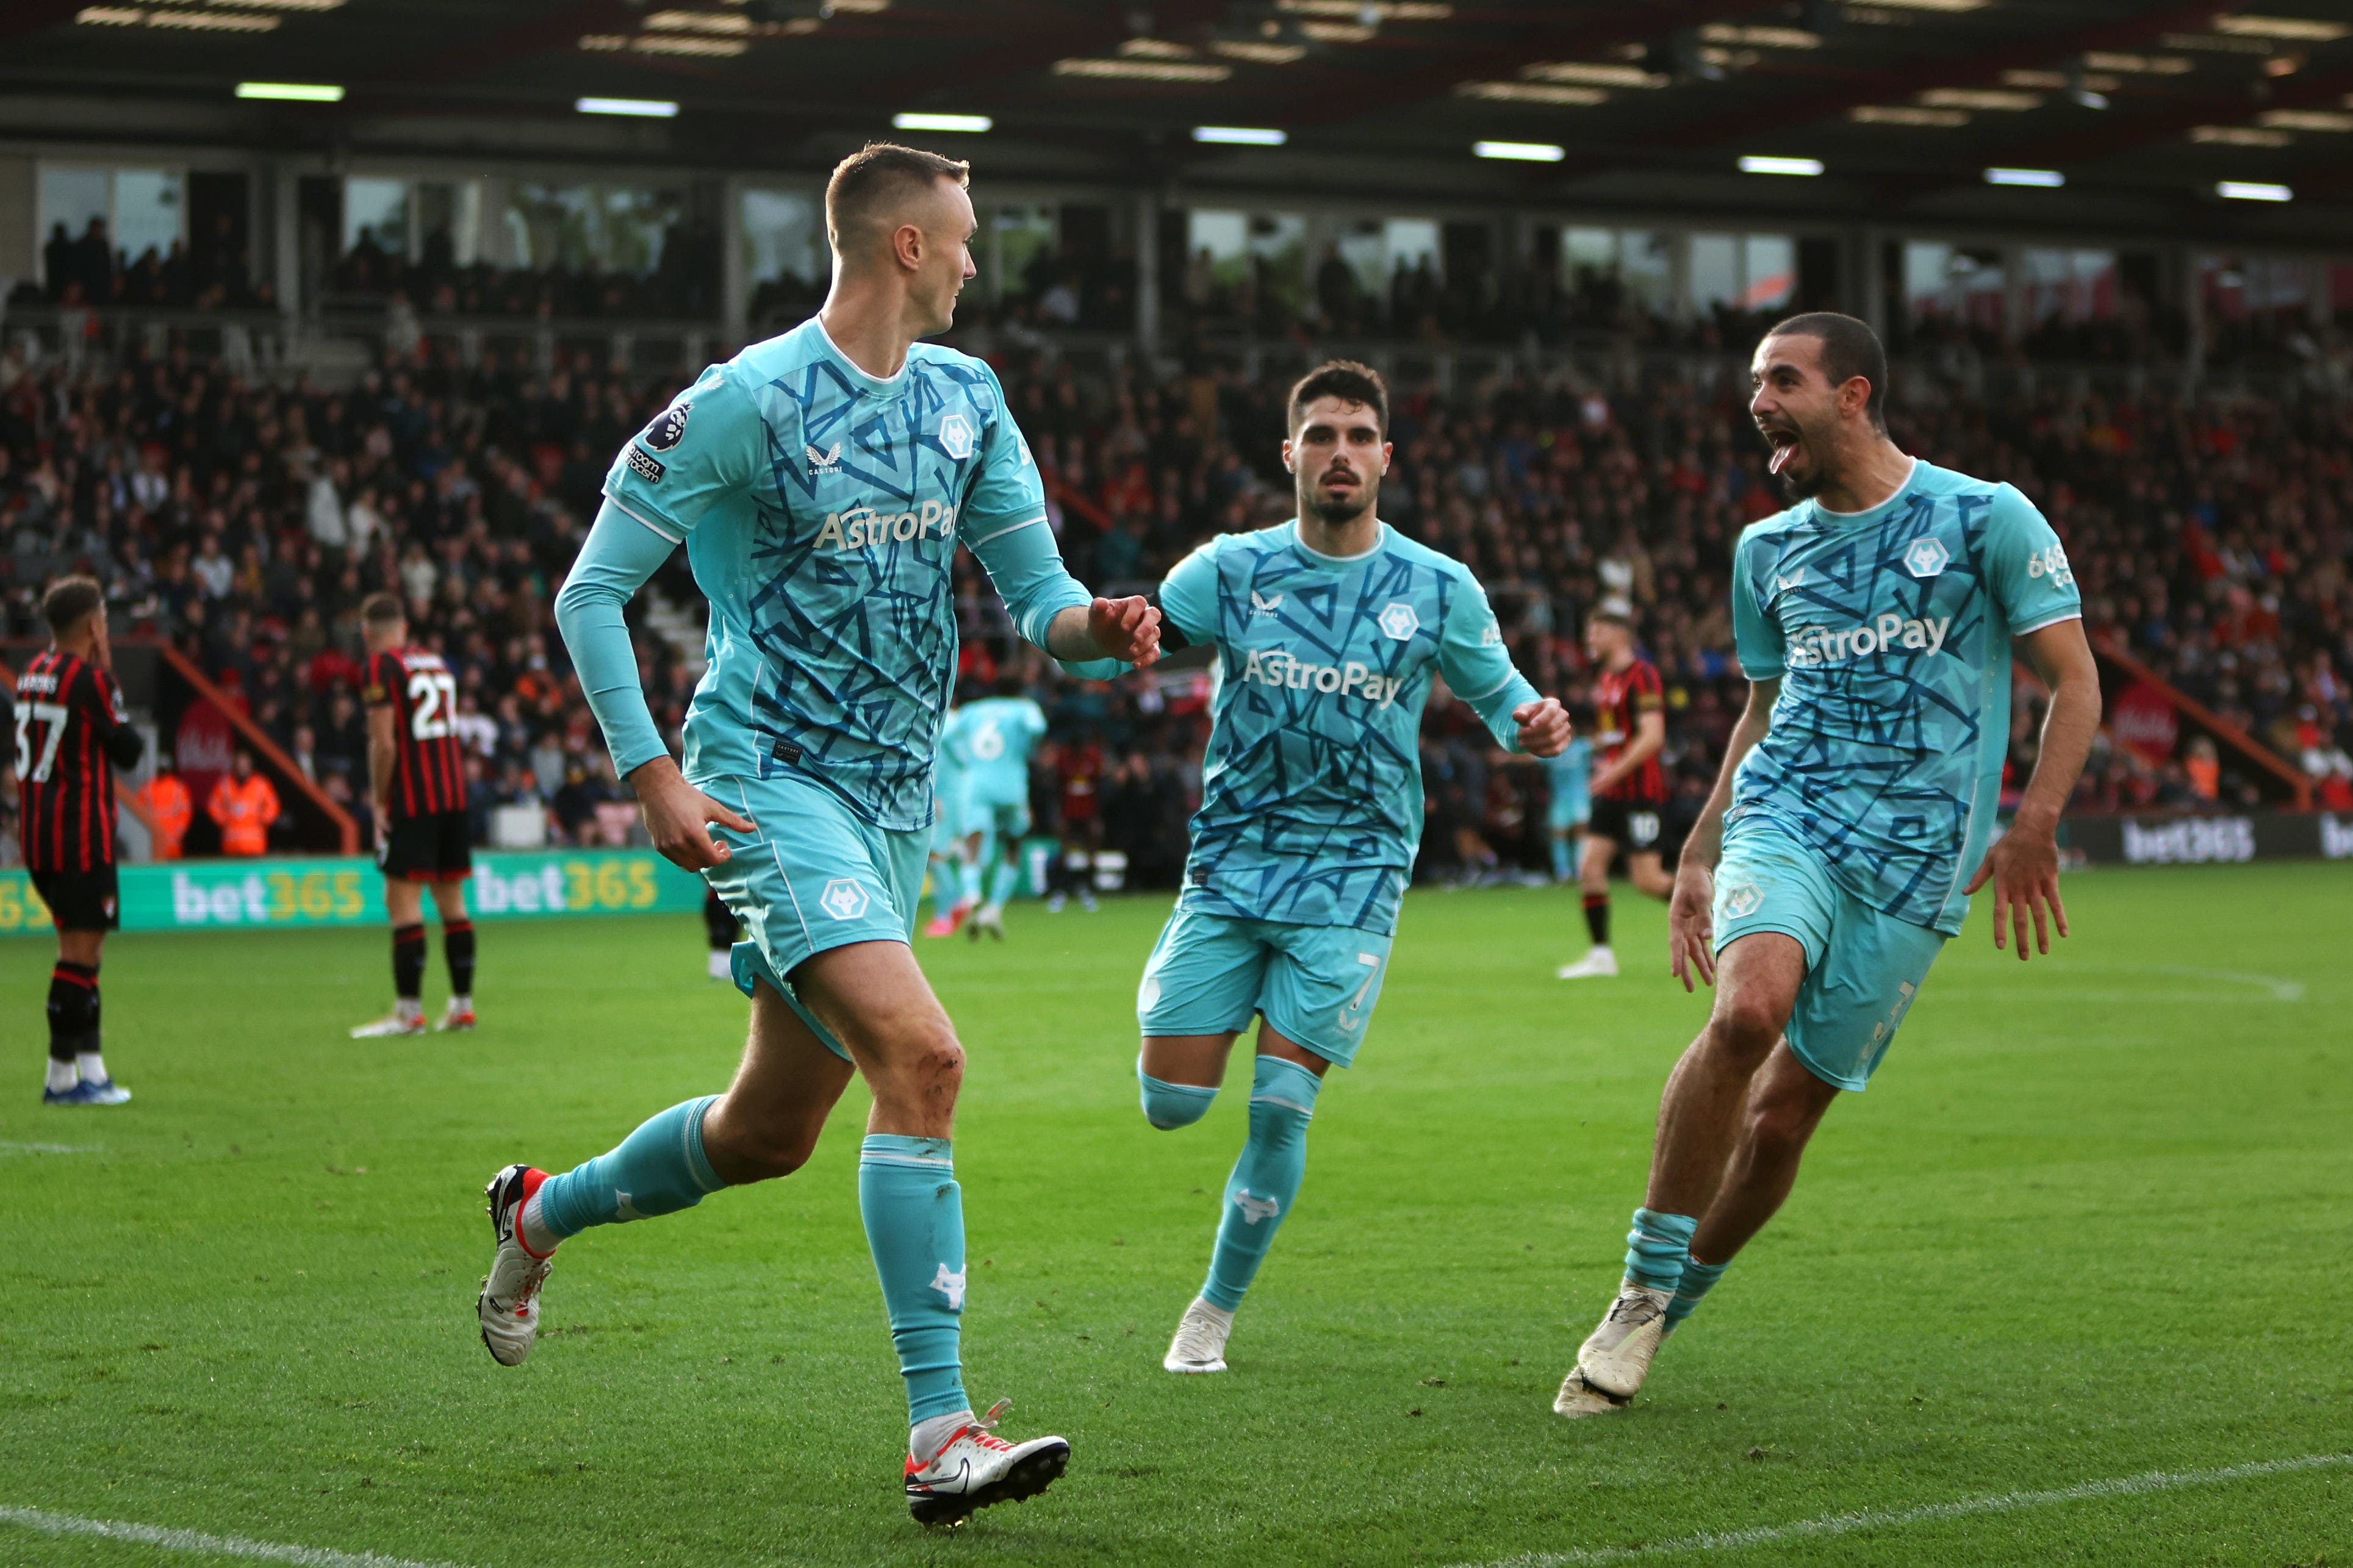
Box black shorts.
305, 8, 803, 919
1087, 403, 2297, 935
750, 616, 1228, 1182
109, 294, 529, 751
1588, 797, 1665, 852
31, 864, 120, 932
379, 810, 473, 882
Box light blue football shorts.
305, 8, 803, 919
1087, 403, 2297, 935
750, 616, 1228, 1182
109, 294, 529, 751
958, 790, 1031, 845
1711, 817, 1947, 1092
1547, 792, 1590, 831
1136, 904, 1394, 1069
700, 770, 929, 1065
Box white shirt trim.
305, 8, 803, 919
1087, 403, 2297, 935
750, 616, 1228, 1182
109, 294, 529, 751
1812, 458, 1920, 521
2011, 609, 2082, 637
602, 489, 684, 543
1288, 519, 1387, 563
965, 514, 1047, 548
813, 315, 910, 390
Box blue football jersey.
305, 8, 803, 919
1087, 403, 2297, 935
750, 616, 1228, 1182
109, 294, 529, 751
1157, 520, 1539, 935
599, 318, 1088, 832
1543, 737, 1593, 808
1728, 459, 2082, 934
950, 695, 1047, 807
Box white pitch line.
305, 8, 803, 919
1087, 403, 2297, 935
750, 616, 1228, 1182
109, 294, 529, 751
1462, 1452, 2351, 1568
0, 1505, 478, 1568
0, 1140, 101, 1155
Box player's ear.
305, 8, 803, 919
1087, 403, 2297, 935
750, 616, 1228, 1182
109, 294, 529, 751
1281, 438, 1295, 473
1379, 440, 1393, 473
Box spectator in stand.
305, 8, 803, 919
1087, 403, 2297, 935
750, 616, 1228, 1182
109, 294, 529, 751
207, 749, 279, 857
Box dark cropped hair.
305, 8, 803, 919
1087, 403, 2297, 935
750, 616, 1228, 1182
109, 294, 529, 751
826, 141, 971, 252
360, 591, 406, 628
1287, 359, 1389, 436
41, 575, 103, 635
1766, 311, 1888, 431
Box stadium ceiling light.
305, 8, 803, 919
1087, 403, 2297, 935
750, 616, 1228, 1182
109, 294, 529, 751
1473, 140, 1565, 162
576, 96, 680, 117
1737, 154, 1823, 176
1457, 81, 1608, 106
2216, 180, 2293, 201
2212, 14, 2349, 42
1192, 125, 1287, 145
1985, 166, 2065, 187
236, 81, 343, 102
894, 112, 991, 132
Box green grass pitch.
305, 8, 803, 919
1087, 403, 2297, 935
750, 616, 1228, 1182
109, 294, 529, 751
2, 864, 2348, 1567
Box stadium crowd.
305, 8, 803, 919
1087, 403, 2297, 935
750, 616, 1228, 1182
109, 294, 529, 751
3, 300, 2349, 875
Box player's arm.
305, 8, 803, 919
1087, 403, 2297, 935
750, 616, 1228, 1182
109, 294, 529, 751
1965, 617, 2098, 961
960, 364, 1157, 673
1667, 677, 1778, 992
1587, 684, 1665, 796
360, 657, 399, 843
1672, 535, 1787, 990
1964, 485, 2096, 962
83, 668, 145, 771
1437, 574, 1565, 756
553, 500, 753, 872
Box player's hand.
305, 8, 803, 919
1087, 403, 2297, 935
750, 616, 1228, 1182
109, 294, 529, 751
1964, 816, 2068, 961
1513, 698, 1572, 757
1667, 860, 1717, 993
631, 757, 755, 872
1088, 595, 1162, 669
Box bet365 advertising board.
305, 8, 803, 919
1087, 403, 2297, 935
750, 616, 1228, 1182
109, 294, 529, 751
0, 851, 706, 936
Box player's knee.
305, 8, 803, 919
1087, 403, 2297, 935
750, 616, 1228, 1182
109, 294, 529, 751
1708, 1000, 1783, 1065
1138, 1063, 1217, 1130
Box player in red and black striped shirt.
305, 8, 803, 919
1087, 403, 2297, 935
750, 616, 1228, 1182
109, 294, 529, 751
350, 592, 480, 1037
16, 576, 144, 1104
1559, 607, 1673, 980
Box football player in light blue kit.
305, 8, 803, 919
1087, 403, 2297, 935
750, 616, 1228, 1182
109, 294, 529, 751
474, 145, 1162, 1524
948, 673, 1047, 940
1542, 732, 1593, 882
1075, 361, 1572, 1374
1556, 313, 2100, 1418
918, 702, 971, 937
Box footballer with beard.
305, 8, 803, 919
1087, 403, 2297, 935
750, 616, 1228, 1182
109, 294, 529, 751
1552, 312, 2103, 1417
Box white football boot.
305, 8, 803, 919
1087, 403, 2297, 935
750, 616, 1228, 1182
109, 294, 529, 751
477, 1164, 555, 1367
1556, 947, 1619, 979
968, 904, 1006, 942
1569, 1282, 1672, 1402
1553, 1365, 1633, 1418
1162, 1296, 1233, 1373
350, 1006, 427, 1038
903, 1399, 1070, 1525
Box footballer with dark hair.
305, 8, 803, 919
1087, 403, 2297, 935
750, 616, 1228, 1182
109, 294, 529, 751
16, 576, 143, 1105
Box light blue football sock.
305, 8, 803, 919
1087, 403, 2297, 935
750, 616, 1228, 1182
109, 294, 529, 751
1623, 1206, 1697, 1294
986, 856, 1021, 908
1550, 831, 1572, 881
535, 1095, 724, 1240
1201, 1054, 1323, 1312
1664, 1256, 1729, 1332
858, 1134, 970, 1424
1138, 1059, 1218, 1129
957, 857, 983, 906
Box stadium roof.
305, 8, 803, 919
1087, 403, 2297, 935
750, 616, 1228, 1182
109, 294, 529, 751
5, 1, 2351, 243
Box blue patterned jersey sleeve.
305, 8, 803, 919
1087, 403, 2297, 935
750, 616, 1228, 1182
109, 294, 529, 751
1156, 540, 1222, 645
554, 501, 684, 778
1437, 567, 1539, 752
1983, 484, 2082, 634
961, 363, 1048, 537
1730, 529, 1787, 679
600, 366, 763, 543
